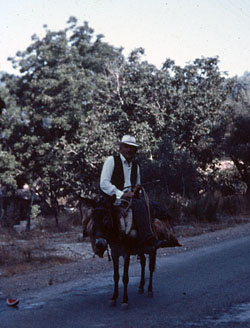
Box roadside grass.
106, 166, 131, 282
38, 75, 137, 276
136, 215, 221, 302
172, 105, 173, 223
2, 256, 73, 277
0, 209, 83, 277
171, 193, 250, 238
174, 214, 250, 238
0, 194, 250, 277
0, 227, 76, 277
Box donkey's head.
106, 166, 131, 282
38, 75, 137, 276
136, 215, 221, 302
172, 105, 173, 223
91, 196, 116, 257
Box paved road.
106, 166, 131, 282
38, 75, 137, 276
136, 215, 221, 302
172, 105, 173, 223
1, 235, 250, 328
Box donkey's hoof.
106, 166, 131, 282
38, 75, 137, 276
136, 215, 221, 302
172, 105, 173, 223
148, 291, 154, 298
109, 299, 116, 307
138, 288, 144, 294
121, 303, 129, 310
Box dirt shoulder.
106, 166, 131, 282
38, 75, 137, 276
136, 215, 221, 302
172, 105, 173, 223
1, 220, 250, 299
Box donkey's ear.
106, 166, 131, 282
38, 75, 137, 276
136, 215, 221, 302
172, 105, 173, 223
104, 194, 116, 210
99, 194, 116, 209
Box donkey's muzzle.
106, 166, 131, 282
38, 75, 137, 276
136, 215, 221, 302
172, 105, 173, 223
95, 238, 107, 258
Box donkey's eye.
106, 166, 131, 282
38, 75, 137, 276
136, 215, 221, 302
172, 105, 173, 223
103, 216, 110, 225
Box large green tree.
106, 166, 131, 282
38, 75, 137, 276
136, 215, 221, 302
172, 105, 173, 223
215, 104, 250, 196
0, 17, 239, 217
1, 18, 124, 221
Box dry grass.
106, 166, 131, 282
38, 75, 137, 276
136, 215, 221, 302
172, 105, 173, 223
0, 228, 79, 277
174, 214, 250, 238
1, 196, 250, 278
2, 257, 73, 277
0, 209, 83, 277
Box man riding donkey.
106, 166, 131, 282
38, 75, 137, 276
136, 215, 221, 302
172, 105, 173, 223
99, 134, 179, 253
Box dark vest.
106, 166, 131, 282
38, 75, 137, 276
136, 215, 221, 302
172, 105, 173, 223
111, 155, 138, 191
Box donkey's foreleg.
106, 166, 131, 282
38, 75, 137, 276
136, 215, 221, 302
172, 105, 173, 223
121, 255, 130, 309
148, 251, 156, 297
110, 256, 119, 306
138, 254, 146, 294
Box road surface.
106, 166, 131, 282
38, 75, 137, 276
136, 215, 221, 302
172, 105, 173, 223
1, 235, 250, 327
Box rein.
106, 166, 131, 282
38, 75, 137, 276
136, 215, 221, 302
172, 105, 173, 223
122, 198, 132, 214
140, 187, 158, 239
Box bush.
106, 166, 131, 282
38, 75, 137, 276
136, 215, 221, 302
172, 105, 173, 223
183, 192, 221, 222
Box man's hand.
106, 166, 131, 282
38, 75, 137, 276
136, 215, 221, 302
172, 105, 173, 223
122, 191, 135, 199
133, 184, 141, 193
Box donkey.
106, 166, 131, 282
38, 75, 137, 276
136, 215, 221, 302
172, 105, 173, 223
89, 196, 181, 309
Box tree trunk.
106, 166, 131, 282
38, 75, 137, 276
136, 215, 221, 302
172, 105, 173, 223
0, 188, 3, 222
231, 157, 250, 197
245, 177, 250, 199
53, 200, 59, 227
26, 191, 35, 232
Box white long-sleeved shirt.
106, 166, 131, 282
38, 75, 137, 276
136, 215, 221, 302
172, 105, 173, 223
100, 154, 141, 199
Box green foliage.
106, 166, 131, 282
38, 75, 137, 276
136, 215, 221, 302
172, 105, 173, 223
1, 16, 247, 226
223, 109, 250, 195
30, 204, 41, 221
0, 151, 20, 189
163, 58, 234, 165
184, 193, 220, 222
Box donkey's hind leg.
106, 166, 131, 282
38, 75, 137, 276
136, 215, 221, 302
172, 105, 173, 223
138, 254, 146, 294
121, 254, 130, 309
110, 256, 119, 306
148, 250, 156, 297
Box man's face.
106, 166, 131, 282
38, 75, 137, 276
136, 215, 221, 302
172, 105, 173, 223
120, 143, 137, 162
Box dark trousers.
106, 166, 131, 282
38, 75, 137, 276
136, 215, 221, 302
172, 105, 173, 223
131, 198, 156, 244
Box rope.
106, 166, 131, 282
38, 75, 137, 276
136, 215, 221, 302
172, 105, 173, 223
119, 198, 132, 214
140, 186, 158, 239
106, 245, 111, 261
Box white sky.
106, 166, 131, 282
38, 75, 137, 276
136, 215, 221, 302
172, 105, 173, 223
1, 0, 250, 77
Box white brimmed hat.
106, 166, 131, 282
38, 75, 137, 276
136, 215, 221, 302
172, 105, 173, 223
120, 135, 138, 147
